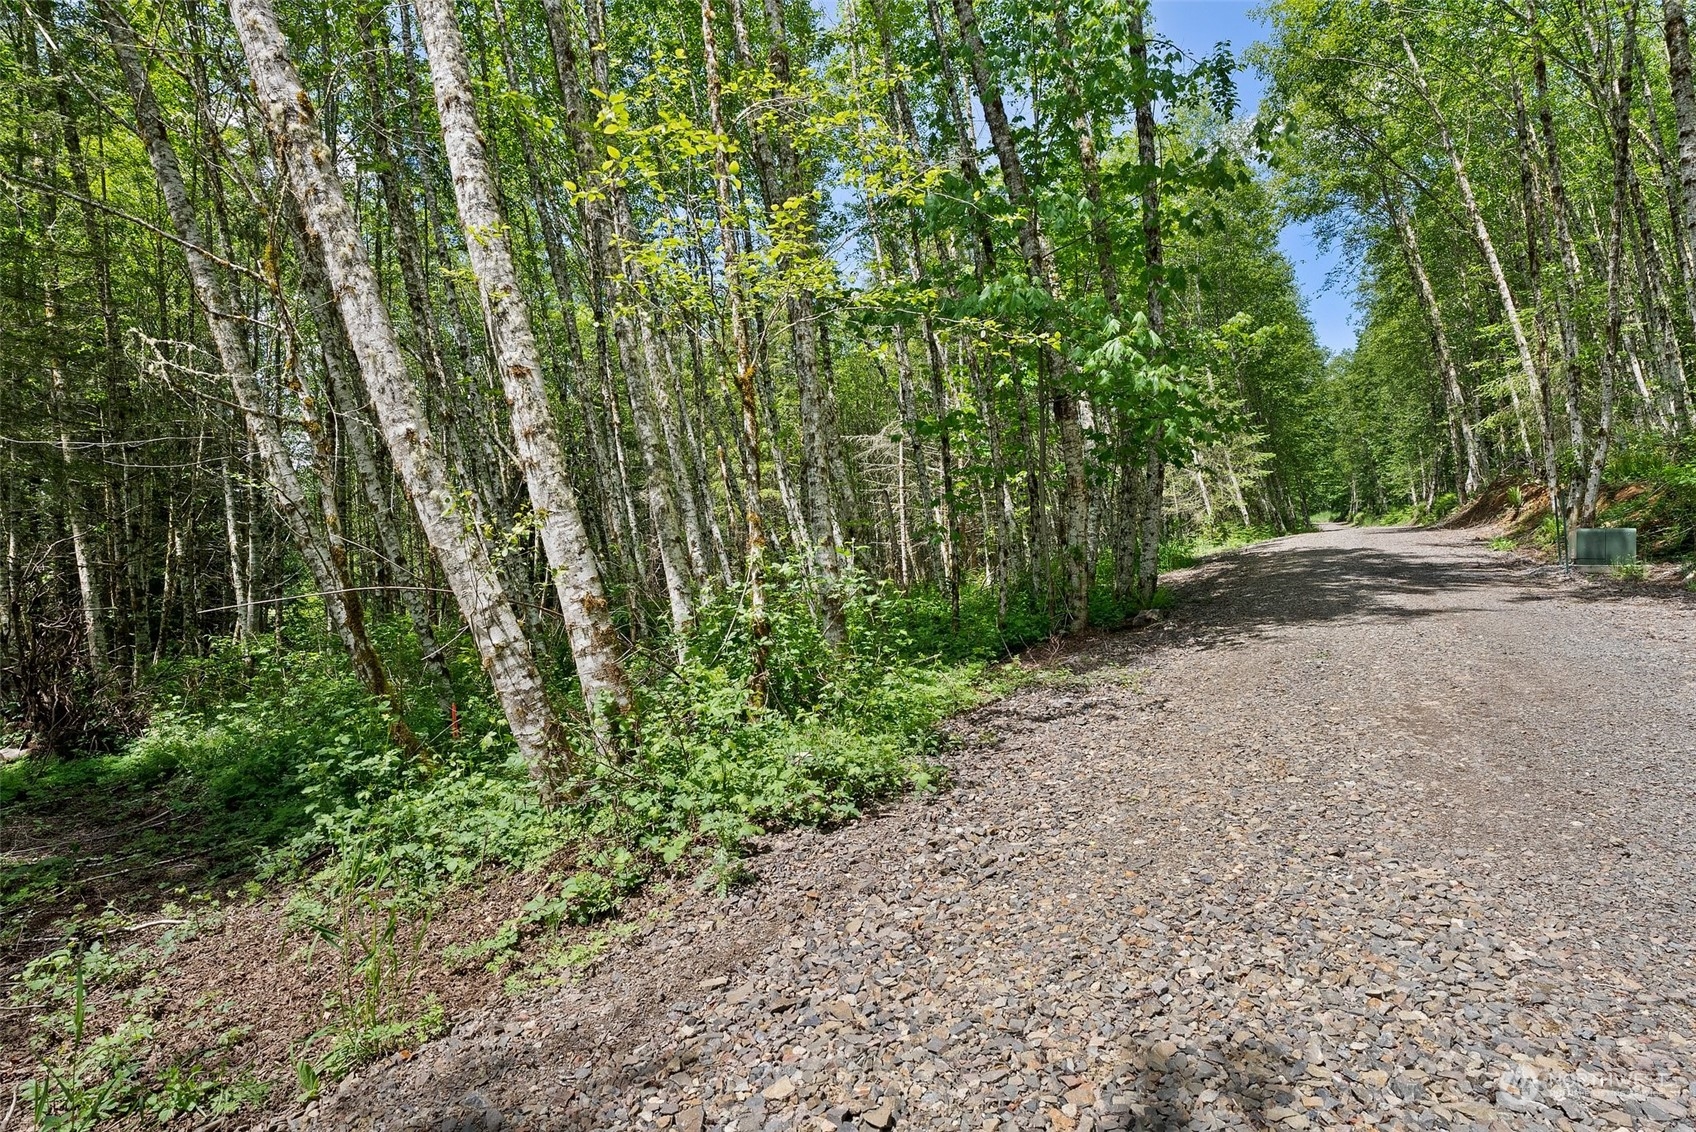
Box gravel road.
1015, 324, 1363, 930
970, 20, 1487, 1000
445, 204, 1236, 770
304, 525, 1696, 1132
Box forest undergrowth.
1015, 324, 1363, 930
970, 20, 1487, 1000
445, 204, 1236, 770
0, 553, 1199, 1129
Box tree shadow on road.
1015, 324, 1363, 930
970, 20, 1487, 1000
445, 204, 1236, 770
1099, 527, 1667, 661
1084, 1032, 1308, 1131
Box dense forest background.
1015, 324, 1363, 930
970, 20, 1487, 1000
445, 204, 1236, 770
1267, 0, 1696, 533
1, 0, 1328, 775
4, 0, 1696, 1118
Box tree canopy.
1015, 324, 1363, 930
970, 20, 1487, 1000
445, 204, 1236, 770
1, 0, 1324, 776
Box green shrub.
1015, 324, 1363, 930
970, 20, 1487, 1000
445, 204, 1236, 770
1605, 434, 1675, 483
290, 848, 444, 1081
184, 567, 990, 911
524, 870, 621, 928
10, 555, 1201, 1102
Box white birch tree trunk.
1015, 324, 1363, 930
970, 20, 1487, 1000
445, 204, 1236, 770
287, 202, 456, 710
224, 0, 590, 796
1664, 0, 1696, 292
535, 0, 699, 626
702, 0, 772, 698
1385, 192, 1484, 495
410, 0, 636, 714
1131, 5, 1167, 607
949, 0, 1091, 626
1402, 35, 1552, 460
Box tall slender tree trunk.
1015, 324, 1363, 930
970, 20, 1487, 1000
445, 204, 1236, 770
27, 10, 107, 673
752, 317, 811, 547
41, 233, 106, 672
536, 0, 698, 628
1625, 147, 1694, 429
661, 335, 735, 585
1384, 188, 1484, 496
864, 6, 962, 620
1510, 79, 1558, 497
1223, 451, 1253, 526
410, 0, 636, 716
580, 0, 714, 595
700, 0, 771, 698
1402, 35, 1552, 461
1532, 36, 1589, 457
1614, 27, 1696, 434
220, 455, 253, 639
1131, 4, 1167, 607
724, 0, 849, 644
1586, 4, 1639, 523
889, 317, 940, 581
484, 0, 611, 490
1640, 67, 1696, 416
918, 0, 1015, 600
924, 0, 996, 271
287, 201, 456, 710
856, 213, 938, 584
921, 316, 960, 628
225, 0, 596, 797
1664, 0, 1696, 284
358, 13, 532, 617
1053, 6, 1120, 317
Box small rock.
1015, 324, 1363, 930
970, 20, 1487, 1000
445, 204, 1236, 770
459, 1092, 502, 1132
1640, 1098, 1687, 1122
1496, 1092, 1545, 1115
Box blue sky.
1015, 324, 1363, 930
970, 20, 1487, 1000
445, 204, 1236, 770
1151, 0, 1358, 353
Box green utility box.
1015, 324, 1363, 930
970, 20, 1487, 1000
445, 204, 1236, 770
1570, 527, 1636, 568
